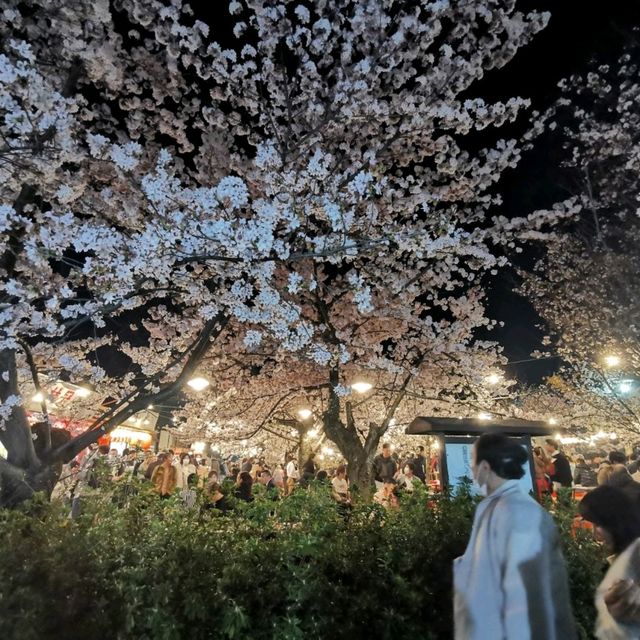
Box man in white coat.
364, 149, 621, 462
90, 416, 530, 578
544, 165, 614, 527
454, 433, 577, 640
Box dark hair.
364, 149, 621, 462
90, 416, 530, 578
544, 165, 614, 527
260, 469, 271, 478
609, 450, 627, 465
475, 434, 528, 480
382, 443, 391, 450
238, 471, 253, 487
186, 473, 198, 487
417, 446, 425, 453
98, 445, 110, 455
545, 439, 559, 450
315, 469, 328, 482
580, 486, 640, 554
606, 465, 633, 488
336, 465, 347, 476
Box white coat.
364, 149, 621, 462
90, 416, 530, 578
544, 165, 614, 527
595, 538, 640, 639
454, 480, 577, 640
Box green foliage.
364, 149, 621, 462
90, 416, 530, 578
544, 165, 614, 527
0, 482, 602, 639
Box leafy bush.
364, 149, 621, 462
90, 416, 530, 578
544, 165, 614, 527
0, 482, 602, 639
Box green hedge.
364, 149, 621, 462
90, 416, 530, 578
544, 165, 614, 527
0, 483, 603, 639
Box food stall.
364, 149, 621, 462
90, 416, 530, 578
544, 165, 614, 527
406, 416, 556, 495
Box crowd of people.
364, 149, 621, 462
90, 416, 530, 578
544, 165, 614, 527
52, 441, 437, 518
533, 438, 640, 507
51, 436, 640, 638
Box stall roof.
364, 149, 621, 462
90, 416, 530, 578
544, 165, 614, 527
406, 416, 555, 437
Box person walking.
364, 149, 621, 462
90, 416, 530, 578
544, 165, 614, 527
285, 454, 299, 495
454, 433, 576, 640
372, 443, 397, 491
580, 486, 640, 639
300, 453, 316, 487
151, 452, 178, 498
545, 438, 573, 489
412, 446, 427, 483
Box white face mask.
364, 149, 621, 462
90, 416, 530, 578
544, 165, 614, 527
472, 465, 488, 497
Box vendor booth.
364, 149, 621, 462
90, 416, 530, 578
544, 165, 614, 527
406, 417, 556, 495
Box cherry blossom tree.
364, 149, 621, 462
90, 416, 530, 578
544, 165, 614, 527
522, 39, 640, 439
0, 0, 558, 505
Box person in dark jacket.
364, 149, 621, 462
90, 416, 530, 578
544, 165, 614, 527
545, 439, 572, 489
605, 465, 640, 509
372, 443, 397, 489
412, 446, 427, 483
144, 452, 165, 480
573, 455, 597, 487
300, 453, 317, 487
258, 469, 280, 499
234, 471, 254, 502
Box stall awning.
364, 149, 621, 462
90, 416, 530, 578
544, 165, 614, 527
406, 416, 555, 437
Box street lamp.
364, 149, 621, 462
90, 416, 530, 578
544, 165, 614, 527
478, 412, 492, 421
604, 355, 622, 368
351, 381, 373, 394
485, 373, 502, 386
75, 386, 92, 398
619, 380, 633, 394
548, 417, 558, 426
298, 408, 313, 420
187, 377, 210, 391
32, 392, 44, 403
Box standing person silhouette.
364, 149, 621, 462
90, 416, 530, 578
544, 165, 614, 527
454, 433, 576, 640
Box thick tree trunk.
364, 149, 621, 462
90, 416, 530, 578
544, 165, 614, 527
345, 449, 375, 500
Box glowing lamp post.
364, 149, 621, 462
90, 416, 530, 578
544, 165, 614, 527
604, 355, 621, 368
351, 381, 373, 394
187, 377, 210, 392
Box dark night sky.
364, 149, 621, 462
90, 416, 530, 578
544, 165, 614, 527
474, 0, 640, 384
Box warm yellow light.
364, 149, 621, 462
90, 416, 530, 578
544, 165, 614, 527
351, 381, 373, 394
604, 355, 621, 368
322, 446, 334, 456
32, 392, 44, 403
75, 386, 91, 398
298, 409, 313, 420
307, 428, 319, 438
548, 417, 558, 426
187, 377, 210, 391
191, 441, 206, 454
478, 412, 492, 421
433, 440, 441, 450
485, 373, 502, 386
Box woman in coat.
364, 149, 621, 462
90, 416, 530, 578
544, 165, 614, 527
151, 454, 178, 498
454, 433, 576, 640
580, 485, 640, 639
